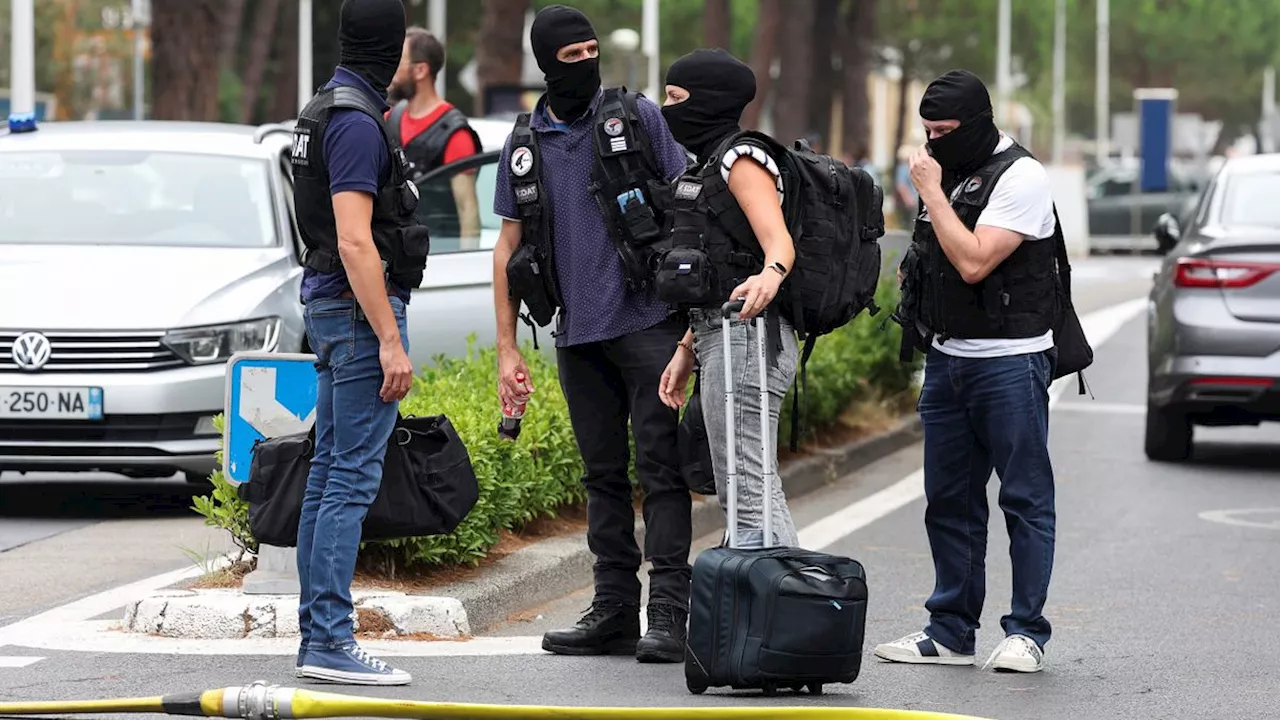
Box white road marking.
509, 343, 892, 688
0, 297, 1150, 658
0, 655, 45, 668
1198, 508, 1280, 531
1052, 401, 1147, 415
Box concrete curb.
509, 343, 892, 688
436, 415, 924, 633
119, 416, 922, 640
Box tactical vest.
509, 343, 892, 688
914, 143, 1058, 343
292, 86, 431, 291
657, 133, 769, 312
386, 101, 482, 243
508, 87, 674, 296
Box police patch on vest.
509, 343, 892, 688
964, 176, 983, 194
674, 180, 702, 201
604, 118, 623, 137
291, 127, 312, 168
511, 146, 533, 177
515, 183, 538, 204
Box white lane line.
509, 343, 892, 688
1053, 401, 1146, 415
0, 655, 45, 668
798, 297, 1148, 551
0, 297, 1149, 658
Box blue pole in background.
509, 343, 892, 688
1132, 87, 1178, 235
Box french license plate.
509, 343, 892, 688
0, 387, 103, 420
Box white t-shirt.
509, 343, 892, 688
927, 133, 1057, 358
719, 142, 785, 204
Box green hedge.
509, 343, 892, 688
192, 279, 920, 571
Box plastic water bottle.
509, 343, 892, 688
498, 372, 528, 441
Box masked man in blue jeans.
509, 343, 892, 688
290, 0, 417, 686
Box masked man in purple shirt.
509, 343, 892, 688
491, 4, 694, 663
290, 0, 426, 686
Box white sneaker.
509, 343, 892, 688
983, 634, 1044, 673
873, 631, 975, 665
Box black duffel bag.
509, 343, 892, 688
237, 414, 479, 547
677, 373, 717, 496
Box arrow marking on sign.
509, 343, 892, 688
239, 366, 316, 438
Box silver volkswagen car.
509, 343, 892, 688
1145, 152, 1280, 461
0, 116, 520, 483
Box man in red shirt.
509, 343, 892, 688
386, 27, 482, 244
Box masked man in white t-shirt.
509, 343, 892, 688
875, 69, 1059, 674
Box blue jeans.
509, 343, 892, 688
297, 295, 408, 651
918, 347, 1056, 655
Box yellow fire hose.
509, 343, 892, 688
0, 681, 995, 720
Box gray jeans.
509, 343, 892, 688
689, 308, 800, 549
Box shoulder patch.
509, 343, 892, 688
511, 146, 534, 177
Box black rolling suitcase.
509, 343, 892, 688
684, 300, 869, 697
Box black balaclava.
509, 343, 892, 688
530, 5, 601, 122
661, 48, 756, 161
919, 69, 1001, 188
338, 0, 406, 96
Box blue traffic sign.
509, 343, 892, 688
222, 352, 319, 485
1135, 88, 1178, 193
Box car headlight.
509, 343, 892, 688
163, 317, 281, 365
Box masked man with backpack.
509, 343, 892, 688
654, 49, 801, 550
876, 69, 1079, 675
490, 4, 693, 663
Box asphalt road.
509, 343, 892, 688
7, 256, 1279, 719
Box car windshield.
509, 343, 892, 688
0, 150, 277, 247
1220, 171, 1280, 228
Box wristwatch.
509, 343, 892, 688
767, 261, 788, 278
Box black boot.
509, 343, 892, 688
635, 602, 688, 663
541, 603, 640, 656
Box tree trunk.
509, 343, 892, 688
892, 50, 914, 166
704, 0, 731, 49
807, 0, 840, 150
239, 0, 284, 124
772, 0, 816, 142
269, 0, 301, 122
841, 0, 876, 160
474, 0, 531, 116
219, 0, 248, 73
151, 0, 225, 121
742, 0, 781, 130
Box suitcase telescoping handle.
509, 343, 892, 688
720, 298, 774, 550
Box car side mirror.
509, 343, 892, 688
1154, 213, 1180, 250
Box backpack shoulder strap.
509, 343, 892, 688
385, 100, 408, 146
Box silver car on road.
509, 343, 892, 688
0, 116, 521, 482
1145, 152, 1280, 461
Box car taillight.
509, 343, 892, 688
1173, 257, 1280, 288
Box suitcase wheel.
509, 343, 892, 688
807, 683, 824, 696
761, 683, 779, 697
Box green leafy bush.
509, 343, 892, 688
192, 279, 920, 572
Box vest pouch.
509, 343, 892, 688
506, 242, 557, 327
389, 224, 430, 289
618, 188, 663, 247
655, 247, 717, 307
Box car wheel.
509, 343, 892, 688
1144, 402, 1193, 462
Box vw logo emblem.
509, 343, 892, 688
12, 331, 52, 371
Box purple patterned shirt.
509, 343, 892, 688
493, 89, 690, 347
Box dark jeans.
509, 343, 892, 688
297, 295, 408, 651
918, 347, 1056, 655
556, 314, 692, 611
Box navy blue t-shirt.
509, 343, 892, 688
299, 66, 411, 304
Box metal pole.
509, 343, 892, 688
1096, 0, 1109, 162
428, 0, 446, 99
131, 0, 145, 120
1262, 66, 1275, 153
298, 0, 313, 115
996, 0, 1011, 126
8, 0, 36, 132
1052, 0, 1066, 164
642, 0, 659, 99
